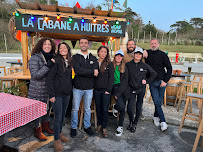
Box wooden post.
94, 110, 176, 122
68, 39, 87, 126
156, 32, 158, 39
143, 31, 145, 43
4, 34, 7, 53
21, 31, 30, 75
137, 31, 139, 43
132, 29, 133, 39
114, 38, 120, 55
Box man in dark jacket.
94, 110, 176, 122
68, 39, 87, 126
70, 37, 98, 138
143, 38, 172, 131
126, 47, 157, 133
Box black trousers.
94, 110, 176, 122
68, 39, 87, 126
127, 88, 145, 125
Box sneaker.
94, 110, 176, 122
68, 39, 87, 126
84, 127, 95, 136
153, 117, 160, 127
70, 128, 77, 138
115, 126, 123, 137
160, 122, 168, 131
112, 104, 118, 117
130, 124, 136, 133
127, 122, 133, 130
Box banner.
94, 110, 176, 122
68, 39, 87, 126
15, 14, 126, 37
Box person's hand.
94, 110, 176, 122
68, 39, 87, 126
142, 79, 146, 84
94, 69, 98, 76
114, 96, 118, 99
105, 91, 110, 95
50, 97, 56, 103
143, 50, 148, 58
51, 58, 55, 63
47, 60, 55, 68
160, 80, 167, 87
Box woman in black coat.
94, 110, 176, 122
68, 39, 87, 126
28, 37, 55, 141
94, 46, 114, 137
47, 42, 73, 152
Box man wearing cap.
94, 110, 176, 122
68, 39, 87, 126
126, 47, 157, 132
143, 38, 172, 131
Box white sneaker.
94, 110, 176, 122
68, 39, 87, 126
153, 117, 160, 127
160, 122, 168, 131
112, 104, 118, 117
115, 126, 123, 137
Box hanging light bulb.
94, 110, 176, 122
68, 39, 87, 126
30, 15, 35, 20
57, 14, 60, 20
104, 19, 107, 24
44, 15, 48, 21
115, 20, 119, 25
93, 17, 97, 23
15, 11, 20, 17
68, 16, 73, 22
81, 17, 85, 23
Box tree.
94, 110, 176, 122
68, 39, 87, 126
170, 20, 194, 34
102, 0, 121, 11
190, 18, 203, 28
142, 21, 157, 38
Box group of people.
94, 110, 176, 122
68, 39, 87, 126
28, 37, 172, 152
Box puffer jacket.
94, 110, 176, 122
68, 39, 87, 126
28, 53, 50, 102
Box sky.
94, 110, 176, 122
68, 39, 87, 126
57, 0, 203, 32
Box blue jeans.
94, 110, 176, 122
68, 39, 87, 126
71, 88, 93, 129
94, 90, 111, 129
149, 80, 166, 122
52, 96, 70, 140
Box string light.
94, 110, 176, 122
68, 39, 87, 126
57, 14, 60, 20
15, 11, 20, 17
30, 15, 35, 20
68, 16, 73, 22
81, 17, 85, 23
44, 15, 48, 21
104, 19, 107, 24
93, 17, 97, 23
115, 20, 119, 25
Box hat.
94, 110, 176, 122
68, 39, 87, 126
115, 50, 124, 56
134, 47, 143, 54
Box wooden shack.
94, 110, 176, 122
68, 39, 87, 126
13, 1, 127, 76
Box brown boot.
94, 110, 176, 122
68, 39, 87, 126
102, 128, 108, 138
42, 122, 54, 134
34, 126, 47, 141
60, 133, 69, 143
54, 140, 63, 152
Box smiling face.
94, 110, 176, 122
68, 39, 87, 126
98, 48, 107, 60
150, 39, 160, 51
115, 54, 123, 65
59, 44, 68, 58
79, 39, 89, 52
127, 40, 136, 53
42, 40, 52, 53
134, 52, 142, 62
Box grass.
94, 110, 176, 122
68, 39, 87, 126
137, 43, 203, 55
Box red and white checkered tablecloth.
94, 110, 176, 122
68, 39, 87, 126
0, 93, 47, 136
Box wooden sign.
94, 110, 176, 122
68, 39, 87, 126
15, 14, 126, 37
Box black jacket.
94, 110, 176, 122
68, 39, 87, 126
73, 53, 98, 90
145, 49, 172, 83
47, 56, 72, 98
94, 62, 114, 93
113, 66, 130, 99
126, 60, 157, 92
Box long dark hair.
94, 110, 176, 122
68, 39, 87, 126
97, 46, 111, 73
56, 42, 73, 69
112, 55, 125, 73
31, 37, 56, 55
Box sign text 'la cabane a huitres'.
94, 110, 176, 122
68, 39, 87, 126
15, 14, 126, 37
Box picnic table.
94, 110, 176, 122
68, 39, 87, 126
0, 93, 47, 149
